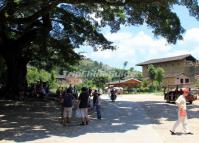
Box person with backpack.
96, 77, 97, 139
62, 89, 74, 126
78, 87, 89, 125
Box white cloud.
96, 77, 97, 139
183, 28, 199, 42
82, 27, 199, 70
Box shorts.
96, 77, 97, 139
79, 108, 88, 118
63, 107, 72, 118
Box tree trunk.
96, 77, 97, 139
3, 53, 28, 98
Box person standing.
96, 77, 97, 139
67, 84, 73, 94
78, 87, 89, 125
62, 89, 74, 126
95, 92, 102, 120
92, 90, 98, 109
170, 88, 193, 135
88, 87, 92, 96
73, 86, 78, 99
58, 87, 64, 123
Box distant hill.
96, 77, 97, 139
73, 58, 141, 82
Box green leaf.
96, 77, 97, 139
14, 0, 22, 5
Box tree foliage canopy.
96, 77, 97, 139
147, 64, 165, 91
156, 67, 165, 86
0, 0, 198, 49
148, 64, 157, 81
27, 66, 56, 88
0, 0, 198, 94
0, 0, 198, 67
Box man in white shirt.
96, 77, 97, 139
170, 88, 193, 135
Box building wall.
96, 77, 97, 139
142, 60, 187, 77
66, 76, 83, 85
163, 74, 190, 85
184, 64, 199, 83
56, 76, 83, 86
163, 77, 176, 86
141, 59, 198, 86
142, 65, 148, 78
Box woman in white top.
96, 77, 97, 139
170, 88, 193, 135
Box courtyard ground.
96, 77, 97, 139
0, 94, 199, 143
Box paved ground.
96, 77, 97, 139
0, 94, 199, 143
124, 94, 199, 143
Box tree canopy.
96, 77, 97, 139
148, 64, 157, 82
147, 64, 165, 91
0, 0, 198, 95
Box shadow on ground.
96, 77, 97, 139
137, 100, 199, 123
0, 97, 199, 142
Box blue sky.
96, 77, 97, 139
77, 5, 199, 71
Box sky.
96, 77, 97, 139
76, 5, 199, 71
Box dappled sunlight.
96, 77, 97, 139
189, 107, 199, 112
0, 127, 14, 131
0, 99, 144, 142
111, 123, 125, 126
1, 96, 199, 142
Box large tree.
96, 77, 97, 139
156, 67, 165, 88
0, 0, 198, 95
148, 64, 156, 85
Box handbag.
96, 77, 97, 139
75, 109, 81, 118
179, 109, 187, 117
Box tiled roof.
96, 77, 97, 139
107, 78, 141, 85
137, 54, 196, 66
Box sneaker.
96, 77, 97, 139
186, 132, 193, 135
170, 130, 176, 135
80, 122, 85, 126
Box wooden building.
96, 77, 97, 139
56, 74, 83, 86
107, 78, 141, 88
137, 54, 199, 86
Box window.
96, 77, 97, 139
185, 79, 189, 83
180, 79, 184, 83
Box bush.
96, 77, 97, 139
27, 66, 58, 88
148, 85, 156, 92
76, 80, 96, 91
137, 86, 149, 92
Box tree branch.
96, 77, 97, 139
6, 1, 58, 24
59, 0, 167, 6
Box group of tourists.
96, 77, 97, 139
16, 81, 50, 100
57, 85, 102, 126
28, 81, 49, 99
51, 84, 195, 134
